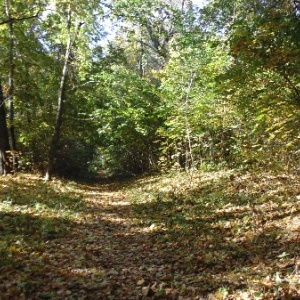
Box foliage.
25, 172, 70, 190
0, 0, 299, 176
157, 34, 240, 169
196, 0, 300, 171
90, 65, 163, 176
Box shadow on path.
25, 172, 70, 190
1, 173, 300, 299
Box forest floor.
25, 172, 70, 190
0, 169, 300, 300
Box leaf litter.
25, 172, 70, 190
0, 171, 300, 299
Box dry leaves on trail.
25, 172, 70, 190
1, 171, 300, 299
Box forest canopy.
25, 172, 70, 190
0, 0, 300, 179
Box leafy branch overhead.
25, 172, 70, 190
0, 12, 40, 26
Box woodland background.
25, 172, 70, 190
1, 0, 300, 179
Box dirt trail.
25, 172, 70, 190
1, 177, 190, 300
2, 173, 300, 299
41, 182, 181, 300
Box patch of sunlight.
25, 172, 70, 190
71, 267, 106, 278
285, 215, 300, 232
109, 200, 130, 206
132, 222, 167, 234
100, 214, 130, 224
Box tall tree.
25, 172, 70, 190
45, 3, 74, 180
44, 0, 104, 179
0, 80, 10, 175
4, 0, 16, 153
202, 0, 300, 168
111, 0, 193, 76
0, 0, 40, 172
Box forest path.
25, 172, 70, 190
1, 173, 300, 299
1, 176, 190, 300
67, 180, 168, 299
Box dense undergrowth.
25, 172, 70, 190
0, 170, 300, 299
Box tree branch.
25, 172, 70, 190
0, 12, 39, 26
279, 69, 300, 106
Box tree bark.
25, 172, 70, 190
184, 71, 195, 170
5, 0, 17, 173
5, 0, 18, 173
0, 81, 11, 175
45, 5, 73, 180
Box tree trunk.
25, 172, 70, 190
5, 0, 16, 150
0, 81, 11, 175
184, 71, 195, 171
5, 0, 17, 172
45, 5, 73, 180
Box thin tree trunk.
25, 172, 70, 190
184, 71, 195, 171
5, 0, 17, 173
5, 0, 16, 150
0, 81, 11, 175
138, 31, 144, 78
45, 5, 73, 180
